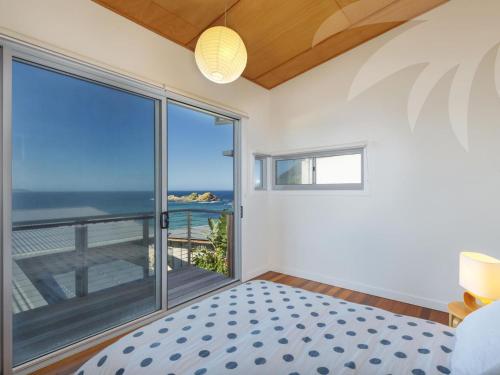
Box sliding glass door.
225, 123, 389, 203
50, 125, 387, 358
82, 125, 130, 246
0, 41, 241, 372
166, 101, 238, 307
10, 59, 162, 365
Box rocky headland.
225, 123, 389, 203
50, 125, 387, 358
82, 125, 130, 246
167, 192, 219, 202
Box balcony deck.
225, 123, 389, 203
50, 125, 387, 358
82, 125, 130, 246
168, 264, 230, 306
13, 242, 231, 365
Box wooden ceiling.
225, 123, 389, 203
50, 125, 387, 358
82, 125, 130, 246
93, 0, 447, 89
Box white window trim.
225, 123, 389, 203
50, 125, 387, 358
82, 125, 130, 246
253, 153, 268, 191
272, 146, 366, 191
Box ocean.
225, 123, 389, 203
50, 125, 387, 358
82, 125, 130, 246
12, 190, 234, 226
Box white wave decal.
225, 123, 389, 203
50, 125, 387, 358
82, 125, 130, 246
313, 0, 500, 151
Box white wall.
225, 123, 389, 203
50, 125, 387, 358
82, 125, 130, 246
268, 0, 500, 311
0, 0, 273, 281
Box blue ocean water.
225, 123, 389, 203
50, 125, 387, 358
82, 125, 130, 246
13, 191, 155, 215
12, 190, 233, 226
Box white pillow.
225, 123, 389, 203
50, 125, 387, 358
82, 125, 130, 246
452, 300, 500, 375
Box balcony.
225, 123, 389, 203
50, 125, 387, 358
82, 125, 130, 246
11, 209, 234, 365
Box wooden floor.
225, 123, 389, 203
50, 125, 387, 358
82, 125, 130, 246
34, 271, 448, 374
257, 272, 448, 325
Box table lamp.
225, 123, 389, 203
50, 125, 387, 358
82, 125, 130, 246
459, 252, 500, 310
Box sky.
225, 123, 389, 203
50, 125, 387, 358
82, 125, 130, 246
168, 103, 233, 191
12, 60, 233, 192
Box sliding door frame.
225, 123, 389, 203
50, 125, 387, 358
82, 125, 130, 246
0, 37, 242, 374
1, 45, 14, 375
0, 39, 167, 374
165, 97, 242, 305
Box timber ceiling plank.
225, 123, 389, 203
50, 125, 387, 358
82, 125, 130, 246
151, 0, 239, 39
335, 0, 398, 24
92, 0, 448, 89
140, 1, 199, 44
254, 0, 448, 89
185, 0, 351, 80
93, 0, 220, 45
94, 0, 150, 19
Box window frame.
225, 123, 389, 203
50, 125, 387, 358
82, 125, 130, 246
272, 147, 365, 191
253, 154, 268, 191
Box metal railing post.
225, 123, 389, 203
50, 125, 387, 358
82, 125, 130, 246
226, 213, 234, 278
75, 225, 88, 297
187, 211, 192, 266
142, 218, 150, 278
142, 217, 149, 246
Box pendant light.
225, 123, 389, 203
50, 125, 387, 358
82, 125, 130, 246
194, 3, 247, 84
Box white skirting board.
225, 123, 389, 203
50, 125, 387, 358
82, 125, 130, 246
241, 266, 271, 282
270, 266, 448, 312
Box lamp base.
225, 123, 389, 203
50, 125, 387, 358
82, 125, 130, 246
463, 291, 491, 311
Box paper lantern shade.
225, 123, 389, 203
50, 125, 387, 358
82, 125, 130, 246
195, 26, 247, 84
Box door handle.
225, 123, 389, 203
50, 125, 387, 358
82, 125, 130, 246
160, 211, 169, 229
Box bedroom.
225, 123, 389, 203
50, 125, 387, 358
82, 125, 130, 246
1, 0, 500, 374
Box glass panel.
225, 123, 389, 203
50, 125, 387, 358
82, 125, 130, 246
11, 60, 159, 365
316, 153, 362, 184
254, 159, 263, 189
275, 158, 313, 185
167, 102, 235, 307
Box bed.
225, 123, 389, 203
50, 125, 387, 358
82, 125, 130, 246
77, 280, 455, 374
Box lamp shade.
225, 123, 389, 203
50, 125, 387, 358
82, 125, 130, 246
459, 252, 500, 300
195, 26, 247, 84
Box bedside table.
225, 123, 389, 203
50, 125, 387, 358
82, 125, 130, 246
448, 301, 475, 327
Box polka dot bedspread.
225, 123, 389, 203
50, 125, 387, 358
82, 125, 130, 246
78, 280, 455, 374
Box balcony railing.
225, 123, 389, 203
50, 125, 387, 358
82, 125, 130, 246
167, 208, 234, 278
13, 212, 154, 300
12, 208, 234, 301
